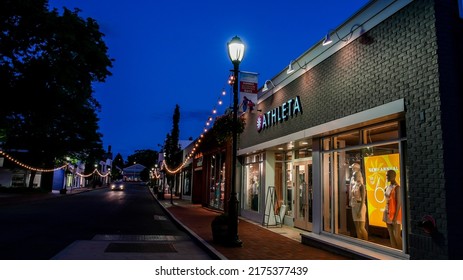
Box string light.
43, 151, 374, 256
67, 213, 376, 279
155, 73, 236, 175
0, 150, 110, 179
0, 72, 235, 178
0, 150, 66, 172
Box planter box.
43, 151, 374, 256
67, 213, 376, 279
211, 215, 229, 243
211, 224, 229, 243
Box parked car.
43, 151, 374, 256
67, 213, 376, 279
110, 182, 125, 191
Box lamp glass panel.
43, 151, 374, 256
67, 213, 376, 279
228, 42, 245, 62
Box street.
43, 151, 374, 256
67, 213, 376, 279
0, 183, 210, 260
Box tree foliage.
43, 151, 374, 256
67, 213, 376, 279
199, 112, 245, 153
163, 104, 181, 168
0, 0, 113, 184
127, 149, 159, 169
111, 153, 125, 180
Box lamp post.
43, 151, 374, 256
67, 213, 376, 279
93, 163, 98, 188
226, 35, 245, 247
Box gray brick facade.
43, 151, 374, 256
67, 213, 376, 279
239, 0, 463, 259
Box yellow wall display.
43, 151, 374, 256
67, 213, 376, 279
363, 154, 400, 227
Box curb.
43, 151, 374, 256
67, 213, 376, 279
148, 187, 227, 260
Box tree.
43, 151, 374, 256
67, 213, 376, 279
127, 149, 159, 169
111, 153, 125, 180
161, 105, 182, 197
0, 0, 113, 189
163, 105, 182, 169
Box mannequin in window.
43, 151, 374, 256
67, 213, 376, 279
251, 176, 259, 211
350, 170, 368, 240
383, 170, 402, 250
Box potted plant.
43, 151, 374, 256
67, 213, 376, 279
211, 213, 229, 243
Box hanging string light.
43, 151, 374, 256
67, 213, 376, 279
162, 74, 234, 174
0, 150, 110, 179
0, 150, 67, 172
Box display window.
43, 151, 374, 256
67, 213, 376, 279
182, 169, 192, 196
274, 153, 284, 217
321, 121, 405, 251
208, 153, 226, 210
243, 153, 263, 212
284, 152, 293, 216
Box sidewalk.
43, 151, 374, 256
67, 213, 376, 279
156, 193, 350, 260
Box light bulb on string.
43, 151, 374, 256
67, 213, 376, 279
228, 74, 235, 85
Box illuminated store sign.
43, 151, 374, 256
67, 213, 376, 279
257, 96, 302, 132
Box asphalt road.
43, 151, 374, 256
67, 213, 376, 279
0, 183, 206, 260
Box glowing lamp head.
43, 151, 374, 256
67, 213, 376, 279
227, 36, 245, 64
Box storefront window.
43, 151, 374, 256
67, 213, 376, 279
322, 147, 333, 233
285, 151, 293, 215
182, 169, 192, 196
321, 121, 405, 251
274, 153, 284, 214
243, 153, 263, 212
209, 153, 225, 210
296, 148, 312, 159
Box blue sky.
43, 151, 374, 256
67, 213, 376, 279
48, 0, 370, 159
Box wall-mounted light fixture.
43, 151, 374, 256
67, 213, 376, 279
322, 24, 364, 46
262, 80, 275, 92
322, 33, 333, 46
287, 60, 308, 74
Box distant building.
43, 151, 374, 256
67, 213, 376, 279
123, 164, 146, 181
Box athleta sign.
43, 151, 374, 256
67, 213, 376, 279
257, 96, 302, 132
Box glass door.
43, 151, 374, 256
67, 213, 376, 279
294, 162, 313, 230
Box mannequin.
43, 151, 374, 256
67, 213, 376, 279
383, 170, 402, 249
350, 170, 368, 240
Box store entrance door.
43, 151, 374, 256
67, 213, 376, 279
294, 162, 313, 231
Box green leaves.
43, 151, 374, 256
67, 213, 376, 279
1, 0, 112, 171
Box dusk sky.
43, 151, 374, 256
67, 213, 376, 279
48, 0, 370, 160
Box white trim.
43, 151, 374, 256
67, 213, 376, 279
238, 99, 404, 155
301, 232, 410, 260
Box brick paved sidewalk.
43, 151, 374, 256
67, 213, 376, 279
160, 196, 350, 260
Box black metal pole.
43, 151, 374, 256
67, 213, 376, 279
227, 61, 242, 247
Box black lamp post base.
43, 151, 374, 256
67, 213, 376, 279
224, 237, 243, 247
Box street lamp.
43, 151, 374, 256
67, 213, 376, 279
226, 35, 245, 247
